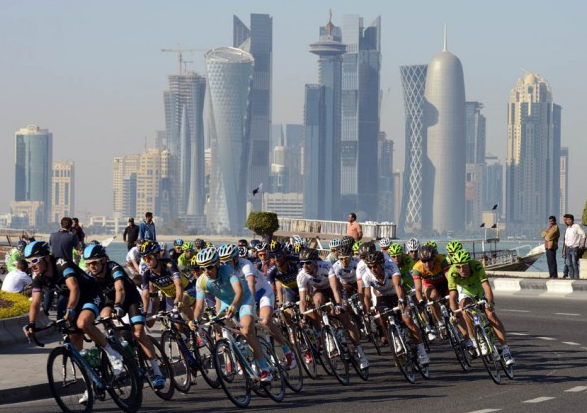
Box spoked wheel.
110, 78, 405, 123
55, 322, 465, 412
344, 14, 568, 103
47, 347, 93, 413
259, 338, 286, 402
348, 348, 369, 381
293, 325, 318, 379
475, 326, 501, 384
100, 344, 143, 413
160, 331, 191, 393
388, 327, 416, 384
322, 328, 350, 385
447, 323, 471, 371
272, 336, 303, 392
213, 339, 251, 408
364, 314, 383, 355
192, 329, 220, 388
414, 311, 431, 352
139, 335, 175, 400
499, 351, 515, 380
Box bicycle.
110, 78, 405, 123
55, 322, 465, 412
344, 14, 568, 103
270, 304, 304, 392
433, 296, 472, 371
157, 310, 219, 393
347, 293, 382, 356
205, 314, 286, 408
28, 318, 142, 413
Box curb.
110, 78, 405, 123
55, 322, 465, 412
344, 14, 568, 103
0, 312, 51, 348
489, 276, 587, 294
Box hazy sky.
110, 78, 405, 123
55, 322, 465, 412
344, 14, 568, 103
1, 0, 585, 222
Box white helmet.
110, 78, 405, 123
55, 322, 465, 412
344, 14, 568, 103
406, 238, 420, 252
379, 237, 393, 248
329, 239, 342, 249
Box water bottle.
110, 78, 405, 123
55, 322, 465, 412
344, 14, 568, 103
80, 349, 92, 366
84, 347, 101, 369
120, 339, 137, 361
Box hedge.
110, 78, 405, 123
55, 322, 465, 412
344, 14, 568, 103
0, 291, 31, 319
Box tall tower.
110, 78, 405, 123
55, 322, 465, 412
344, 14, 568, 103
465, 102, 486, 229
506, 73, 561, 231
204, 47, 254, 234
234, 13, 272, 211
15, 125, 53, 225
399, 64, 427, 234
340, 14, 381, 219
307, 12, 346, 220
560, 147, 568, 215
51, 161, 75, 223
423, 35, 466, 234
113, 154, 140, 217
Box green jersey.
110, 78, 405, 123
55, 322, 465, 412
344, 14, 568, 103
446, 259, 488, 297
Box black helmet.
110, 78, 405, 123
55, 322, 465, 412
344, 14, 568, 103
16, 240, 27, 252
139, 241, 160, 256
249, 240, 261, 250
256, 241, 269, 252
365, 251, 385, 266
299, 248, 319, 261
419, 245, 437, 262
237, 239, 248, 248
341, 236, 355, 248
83, 244, 107, 261
358, 242, 376, 257
24, 241, 50, 258
194, 238, 206, 249
268, 240, 282, 253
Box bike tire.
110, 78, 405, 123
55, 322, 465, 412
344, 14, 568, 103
100, 343, 143, 413
160, 330, 191, 393
138, 335, 175, 400
47, 347, 93, 413
500, 354, 515, 380
322, 327, 350, 385
259, 338, 286, 402
387, 326, 416, 384
272, 333, 303, 392
474, 325, 501, 384
192, 329, 220, 388
292, 325, 319, 379
213, 338, 251, 408
447, 323, 472, 371
364, 314, 383, 355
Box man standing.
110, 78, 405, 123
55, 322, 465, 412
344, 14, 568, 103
346, 212, 363, 241
562, 214, 586, 279
123, 218, 140, 251
138, 212, 156, 242
71, 218, 85, 248
49, 217, 78, 263
541, 216, 560, 278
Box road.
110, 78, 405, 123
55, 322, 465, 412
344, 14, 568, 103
3, 293, 587, 412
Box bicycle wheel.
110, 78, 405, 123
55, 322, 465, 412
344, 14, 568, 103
474, 326, 501, 384
499, 352, 515, 380
322, 328, 350, 385
160, 330, 191, 393
100, 344, 143, 413
138, 335, 175, 400
292, 325, 318, 379
387, 325, 416, 384
47, 347, 93, 413
347, 346, 369, 381
413, 310, 431, 352
272, 335, 303, 392
259, 338, 286, 402
192, 329, 220, 388
447, 323, 471, 371
214, 338, 251, 408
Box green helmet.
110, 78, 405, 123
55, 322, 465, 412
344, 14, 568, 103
352, 241, 364, 252
388, 243, 404, 256
182, 241, 194, 252
451, 249, 471, 265
446, 240, 463, 254
424, 241, 437, 249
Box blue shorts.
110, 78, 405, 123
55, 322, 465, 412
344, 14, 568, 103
219, 295, 256, 319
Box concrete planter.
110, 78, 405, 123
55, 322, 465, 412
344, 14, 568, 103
0, 311, 50, 347
580, 258, 587, 279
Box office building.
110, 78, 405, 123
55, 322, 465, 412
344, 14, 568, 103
377, 135, 395, 222
51, 161, 75, 223
113, 155, 140, 217
483, 154, 503, 218
465, 102, 486, 229
560, 147, 568, 216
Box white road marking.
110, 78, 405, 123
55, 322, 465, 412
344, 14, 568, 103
554, 312, 581, 316
510, 332, 529, 336
536, 336, 556, 341
562, 342, 581, 346
565, 386, 587, 392
522, 397, 556, 403
501, 309, 530, 313
467, 410, 502, 413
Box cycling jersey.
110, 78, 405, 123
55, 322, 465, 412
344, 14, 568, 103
266, 256, 300, 290
392, 253, 416, 290
361, 266, 401, 297
94, 261, 142, 307
446, 259, 488, 298
411, 255, 450, 285
141, 258, 191, 298
297, 260, 335, 292
332, 257, 361, 284
196, 265, 254, 319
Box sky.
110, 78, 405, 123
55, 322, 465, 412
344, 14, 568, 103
1, 0, 585, 222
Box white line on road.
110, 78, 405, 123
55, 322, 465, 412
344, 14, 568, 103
522, 397, 556, 403
467, 409, 502, 413
554, 313, 581, 316
565, 386, 587, 392
510, 332, 529, 336
562, 342, 581, 346
536, 337, 557, 341
501, 309, 530, 313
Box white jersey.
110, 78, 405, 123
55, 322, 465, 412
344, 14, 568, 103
333, 257, 361, 284
297, 260, 335, 292
235, 257, 272, 293
361, 266, 401, 296
126, 247, 140, 264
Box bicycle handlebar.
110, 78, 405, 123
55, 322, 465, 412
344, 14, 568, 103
24, 319, 67, 348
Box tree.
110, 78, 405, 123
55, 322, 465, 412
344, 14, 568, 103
582, 199, 587, 227
246, 212, 279, 243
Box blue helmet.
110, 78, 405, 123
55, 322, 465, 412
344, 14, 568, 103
24, 241, 50, 258
173, 238, 184, 247
83, 244, 107, 261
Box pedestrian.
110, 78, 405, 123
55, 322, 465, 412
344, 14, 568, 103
49, 217, 78, 262
346, 212, 363, 242
123, 217, 140, 251
138, 212, 156, 241
71, 217, 85, 248
541, 215, 560, 278
1, 259, 32, 296
562, 213, 586, 279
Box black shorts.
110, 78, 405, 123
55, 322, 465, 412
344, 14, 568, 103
314, 288, 336, 303
375, 294, 399, 313
282, 287, 300, 305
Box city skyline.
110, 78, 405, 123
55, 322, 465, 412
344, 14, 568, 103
1, 1, 586, 223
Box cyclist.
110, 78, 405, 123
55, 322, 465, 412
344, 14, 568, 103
169, 238, 184, 263
192, 247, 273, 382
362, 251, 429, 365
255, 242, 273, 275
445, 240, 463, 265
5, 240, 26, 272
332, 245, 361, 301
327, 239, 342, 264
447, 249, 515, 365
194, 238, 207, 253
406, 238, 420, 261
177, 242, 196, 277
23, 241, 125, 375
297, 248, 369, 369
84, 244, 165, 389
125, 239, 143, 284
266, 241, 300, 312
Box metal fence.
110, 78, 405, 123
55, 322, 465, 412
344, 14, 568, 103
277, 218, 396, 240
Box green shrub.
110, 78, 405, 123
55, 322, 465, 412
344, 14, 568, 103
0, 291, 31, 319
246, 212, 279, 241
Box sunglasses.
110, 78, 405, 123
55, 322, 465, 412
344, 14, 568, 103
455, 264, 467, 269
300, 261, 314, 266
201, 265, 216, 271
421, 258, 433, 263
367, 264, 379, 269
28, 256, 45, 266
339, 256, 350, 260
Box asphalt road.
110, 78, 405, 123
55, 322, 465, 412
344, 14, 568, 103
3, 293, 587, 413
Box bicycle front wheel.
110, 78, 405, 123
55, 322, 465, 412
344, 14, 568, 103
273, 334, 303, 392
101, 344, 143, 413
47, 347, 93, 413
322, 328, 350, 385
447, 323, 471, 371
259, 338, 286, 402
387, 326, 416, 384
213, 339, 251, 408
474, 325, 501, 384
160, 330, 191, 393
138, 335, 175, 400
292, 325, 318, 379
193, 329, 220, 388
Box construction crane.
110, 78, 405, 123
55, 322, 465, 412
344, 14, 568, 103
161, 46, 209, 75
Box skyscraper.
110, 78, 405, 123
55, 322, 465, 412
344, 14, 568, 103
483, 154, 503, 217
306, 13, 346, 220
560, 147, 568, 215
340, 14, 381, 218
423, 39, 466, 234
399, 64, 427, 234
465, 102, 486, 229
15, 125, 53, 225
506, 73, 561, 230
204, 47, 254, 234
51, 161, 75, 223
113, 154, 140, 216
234, 13, 272, 211
303, 84, 325, 219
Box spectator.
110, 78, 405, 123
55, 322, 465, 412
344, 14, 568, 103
541, 215, 560, 278
346, 212, 363, 242
138, 212, 156, 241
71, 217, 85, 248
123, 217, 140, 251
562, 213, 586, 279
1, 259, 32, 296
49, 217, 78, 262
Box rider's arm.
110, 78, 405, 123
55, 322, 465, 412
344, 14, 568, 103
275, 280, 284, 306
363, 284, 372, 312
328, 275, 343, 306
113, 278, 126, 307
413, 276, 423, 303
392, 273, 404, 302
449, 289, 459, 312
229, 277, 244, 308
27, 290, 43, 329
64, 277, 80, 318
173, 276, 184, 306
481, 280, 494, 307
193, 298, 204, 321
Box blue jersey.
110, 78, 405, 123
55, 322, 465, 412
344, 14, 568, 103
195, 264, 252, 305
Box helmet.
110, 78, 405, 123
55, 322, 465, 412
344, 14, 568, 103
338, 245, 352, 258
158, 242, 167, 251
365, 251, 385, 266
173, 238, 184, 247
182, 242, 194, 252
189, 255, 199, 270
419, 245, 437, 262
268, 240, 282, 253
24, 241, 50, 258
292, 235, 304, 246
196, 247, 219, 267
238, 246, 248, 258
89, 240, 100, 245
139, 241, 160, 256
249, 240, 261, 250
135, 238, 144, 246
379, 237, 393, 248
329, 239, 342, 250
299, 248, 319, 261
451, 249, 471, 265
16, 240, 27, 252
218, 244, 239, 261
83, 244, 107, 261
446, 240, 463, 254
194, 239, 206, 249
237, 239, 248, 248
388, 243, 404, 256
256, 242, 268, 252
341, 236, 355, 248
293, 244, 303, 255
358, 242, 376, 257
352, 241, 364, 253
406, 238, 420, 252
424, 241, 438, 250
